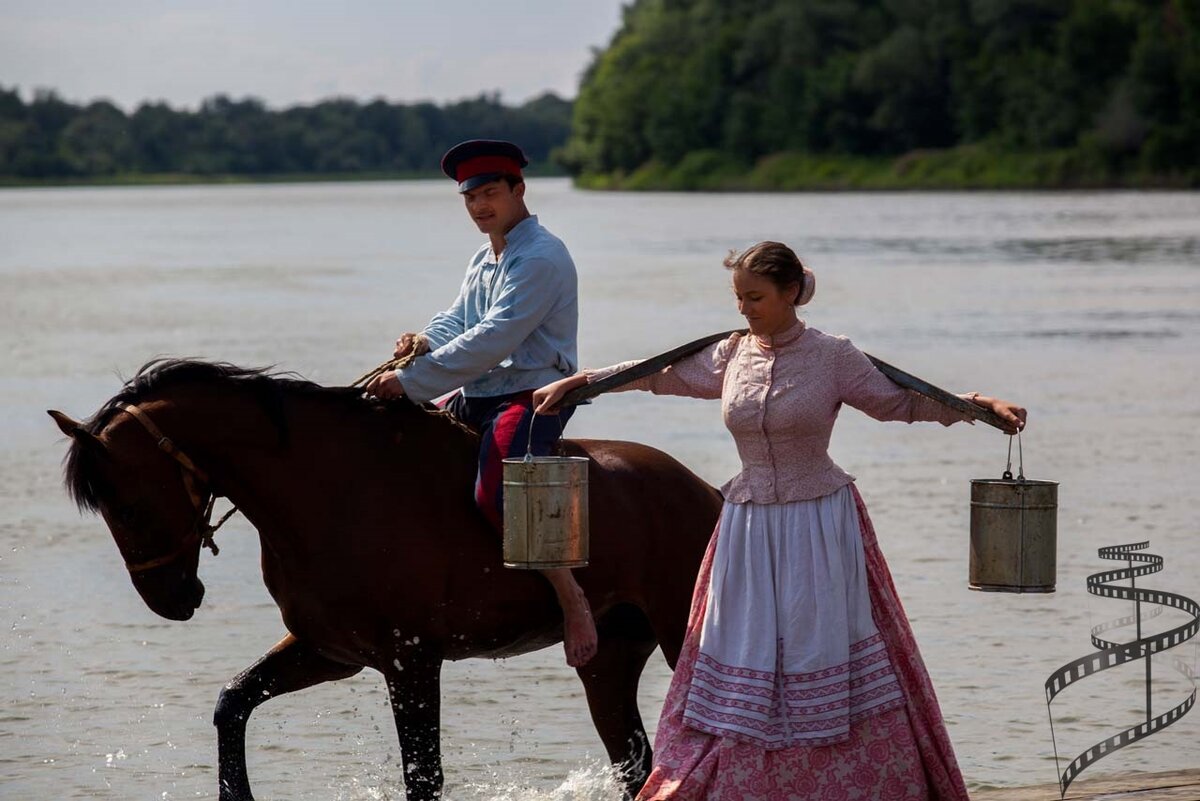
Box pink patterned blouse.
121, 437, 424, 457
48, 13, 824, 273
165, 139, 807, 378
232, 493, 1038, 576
586, 319, 972, 503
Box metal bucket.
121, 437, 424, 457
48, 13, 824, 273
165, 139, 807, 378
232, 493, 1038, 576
969, 436, 1058, 593
502, 454, 589, 569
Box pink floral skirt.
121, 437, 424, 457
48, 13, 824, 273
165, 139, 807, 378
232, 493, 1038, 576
637, 486, 970, 801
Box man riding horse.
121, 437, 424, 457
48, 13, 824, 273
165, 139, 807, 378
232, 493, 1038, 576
364, 139, 598, 667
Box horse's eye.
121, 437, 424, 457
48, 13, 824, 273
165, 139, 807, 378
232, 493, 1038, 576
118, 507, 141, 527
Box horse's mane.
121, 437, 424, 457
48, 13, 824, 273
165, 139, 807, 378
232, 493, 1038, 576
64, 358, 473, 512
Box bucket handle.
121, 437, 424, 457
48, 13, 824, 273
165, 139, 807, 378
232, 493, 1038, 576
524, 404, 567, 463
1003, 431, 1025, 481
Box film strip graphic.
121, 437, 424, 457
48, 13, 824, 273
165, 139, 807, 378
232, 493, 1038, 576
1044, 541, 1199, 796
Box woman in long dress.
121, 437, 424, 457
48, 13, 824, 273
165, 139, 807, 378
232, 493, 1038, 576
534, 241, 1026, 800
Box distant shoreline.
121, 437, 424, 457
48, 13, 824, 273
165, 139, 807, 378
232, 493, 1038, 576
0, 169, 568, 190
3, 150, 1196, 191
574, 147, 1200, 192
0, 171, 437, 189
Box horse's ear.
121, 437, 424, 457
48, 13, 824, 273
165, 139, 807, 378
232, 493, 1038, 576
48, 410, 81, 437
47, 410, 106, 453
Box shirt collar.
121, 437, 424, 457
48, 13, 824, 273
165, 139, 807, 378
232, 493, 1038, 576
756, 317, 806, 349
502, 214, 538, 249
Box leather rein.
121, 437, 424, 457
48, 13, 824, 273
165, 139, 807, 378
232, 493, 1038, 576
116, 403, 235, 574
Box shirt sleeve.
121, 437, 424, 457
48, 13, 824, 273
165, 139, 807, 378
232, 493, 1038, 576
583, 334, 741, 400
836, 337, 971, 426
396, 256, 566, 402
420, 275, 469, 351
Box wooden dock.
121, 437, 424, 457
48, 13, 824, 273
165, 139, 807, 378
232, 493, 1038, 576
973, 769, 1200, 800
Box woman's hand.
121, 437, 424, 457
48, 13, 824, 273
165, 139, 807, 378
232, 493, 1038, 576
533, 373, 589, 414
967, 393, 1027, 434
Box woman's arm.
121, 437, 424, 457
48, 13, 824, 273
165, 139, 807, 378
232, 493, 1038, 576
533, 333, 742, 414
839, 338, 1026, 432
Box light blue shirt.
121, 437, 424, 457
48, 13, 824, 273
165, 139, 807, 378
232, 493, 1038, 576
396, 215, 579, 401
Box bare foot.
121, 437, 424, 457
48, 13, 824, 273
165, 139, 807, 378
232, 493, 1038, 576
562, 599, 598, 667
540, 568, 599, 667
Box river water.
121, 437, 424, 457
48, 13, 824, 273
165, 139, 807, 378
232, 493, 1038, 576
2, 180, 1198, 799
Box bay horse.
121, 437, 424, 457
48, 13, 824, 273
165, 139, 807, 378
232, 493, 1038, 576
48, 359, 721, 801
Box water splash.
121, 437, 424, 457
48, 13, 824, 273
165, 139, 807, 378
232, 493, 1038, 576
332, 762, 626, 801
456, 763, 626, 801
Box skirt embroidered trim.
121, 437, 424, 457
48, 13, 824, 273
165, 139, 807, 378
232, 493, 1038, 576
682, 634, 904, 747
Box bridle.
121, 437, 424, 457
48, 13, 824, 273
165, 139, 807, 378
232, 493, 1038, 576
107, 354, 413, 575
115, 403, 237, 574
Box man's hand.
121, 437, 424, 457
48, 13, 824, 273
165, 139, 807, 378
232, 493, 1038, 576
394, 332, 430, 360
365, 371, 407, 400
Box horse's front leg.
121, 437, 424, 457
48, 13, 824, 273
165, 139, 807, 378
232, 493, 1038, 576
213, 633, 363, 801
383, 651, 444, 801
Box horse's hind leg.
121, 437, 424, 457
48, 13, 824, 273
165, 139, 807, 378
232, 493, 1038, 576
213, 633, 362, 801
577, 604, 659, 799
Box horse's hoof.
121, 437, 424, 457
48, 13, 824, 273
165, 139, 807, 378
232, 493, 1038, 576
218, 779, 255, 801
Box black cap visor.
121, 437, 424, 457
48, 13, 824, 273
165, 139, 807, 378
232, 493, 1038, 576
458, 172, 517, 193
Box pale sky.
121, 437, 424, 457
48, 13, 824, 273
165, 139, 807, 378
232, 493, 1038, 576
1, 0, 629, 110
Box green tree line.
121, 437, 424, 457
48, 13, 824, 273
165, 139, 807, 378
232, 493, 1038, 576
0, 88, 572, 181
562, 0, 1200, 188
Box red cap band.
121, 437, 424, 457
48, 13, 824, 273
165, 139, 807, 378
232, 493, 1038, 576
455, 155, 523, 183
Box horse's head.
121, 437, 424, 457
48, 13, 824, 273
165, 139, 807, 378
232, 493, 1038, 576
49, 407, 207, 621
